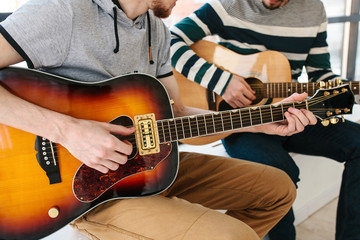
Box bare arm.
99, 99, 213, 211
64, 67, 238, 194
0, 33, 24, 67
0, 33, 134, 173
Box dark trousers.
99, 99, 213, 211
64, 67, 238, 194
223, 120, 360, 240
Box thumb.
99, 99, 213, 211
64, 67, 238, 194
108, 124, 135, 135
282, 92, 308, 103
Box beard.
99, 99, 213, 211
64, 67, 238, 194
152, 0, 172, 18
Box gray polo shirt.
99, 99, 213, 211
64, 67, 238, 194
0, 0, 173, 81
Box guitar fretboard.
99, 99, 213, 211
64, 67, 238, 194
265, 82, 318, 98
264, 81, 360, 98
156, 101, 305, 143
349, 81, 360, 95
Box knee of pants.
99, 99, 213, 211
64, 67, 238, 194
184, 209, 261, 240
72, 196, 261, 240
260, 166, 297, 208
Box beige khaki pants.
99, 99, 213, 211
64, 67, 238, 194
72, 152, 295, 240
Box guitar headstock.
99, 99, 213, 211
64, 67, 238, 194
307, 84, 355, 126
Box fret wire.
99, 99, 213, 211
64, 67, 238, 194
307, 82, 309, 93
249, 108, 252, 126
176, 118, 184, 140
181, 117, 185, 139
286, 82, 289, 97
259, 107, 263, 124
174, 119, 179, 140
212, 113, 216, 133
230, 111, 234, 129
188, 116, 192, 138
167, 120, 172, 142
238, 109, 243, 128
203, 115, 208, 135
220, 112, 225, 132
161, 121, 166, 142
204, 113, 215, 135
196, 116, 200, 136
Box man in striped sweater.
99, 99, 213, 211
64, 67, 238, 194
170, 0, 360, 239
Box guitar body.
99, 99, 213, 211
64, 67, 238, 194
0, 67, 178, 240
173, 40, 292, 144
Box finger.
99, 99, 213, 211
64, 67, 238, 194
87, 162, 109, 174
232, 98, 248, 108
281, 92, 308, 103
242, 90, 257, 101
288, 107, 309, 126
226, 99, 238, 109
108, 149, 129, 165
107, 124, 135, 135
101, 158, 122, 170
301, 109, 318, 125
234, 93, 253, 106
284, 112, 296, 134
238, 77, 256, 95
224, 96, 245, 108
114, 138, 133, 156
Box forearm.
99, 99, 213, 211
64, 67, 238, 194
170, 5, 231, 96
0, 86, 71, 143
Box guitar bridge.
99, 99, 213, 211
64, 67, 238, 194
134, 113, 160, 155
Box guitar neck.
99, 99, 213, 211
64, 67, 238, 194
349, 81, 360, 95
265, 82, 317, 98
264, 81, 360, 98
156, 101, 306, 143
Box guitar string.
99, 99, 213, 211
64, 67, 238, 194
40, 93, 346, 154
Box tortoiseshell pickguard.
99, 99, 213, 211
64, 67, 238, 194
73, 143, 172, 202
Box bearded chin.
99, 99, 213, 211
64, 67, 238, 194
153, 7, 171, 18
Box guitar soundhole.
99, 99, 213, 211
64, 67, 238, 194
246, 77, 264, 105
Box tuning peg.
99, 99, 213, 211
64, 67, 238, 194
328, 80, 333, 89
317, 81, 326, 89
321, 119, 330, 126
344, 108, 351, 113
330, 117, 339, 124
335, 78, 343, 86
341, 115, 345, 122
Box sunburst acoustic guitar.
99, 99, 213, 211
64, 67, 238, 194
0, 66, 355, 240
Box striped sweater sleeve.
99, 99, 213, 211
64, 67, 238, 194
170, 2, 232, 96
305, 5, 340, 83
